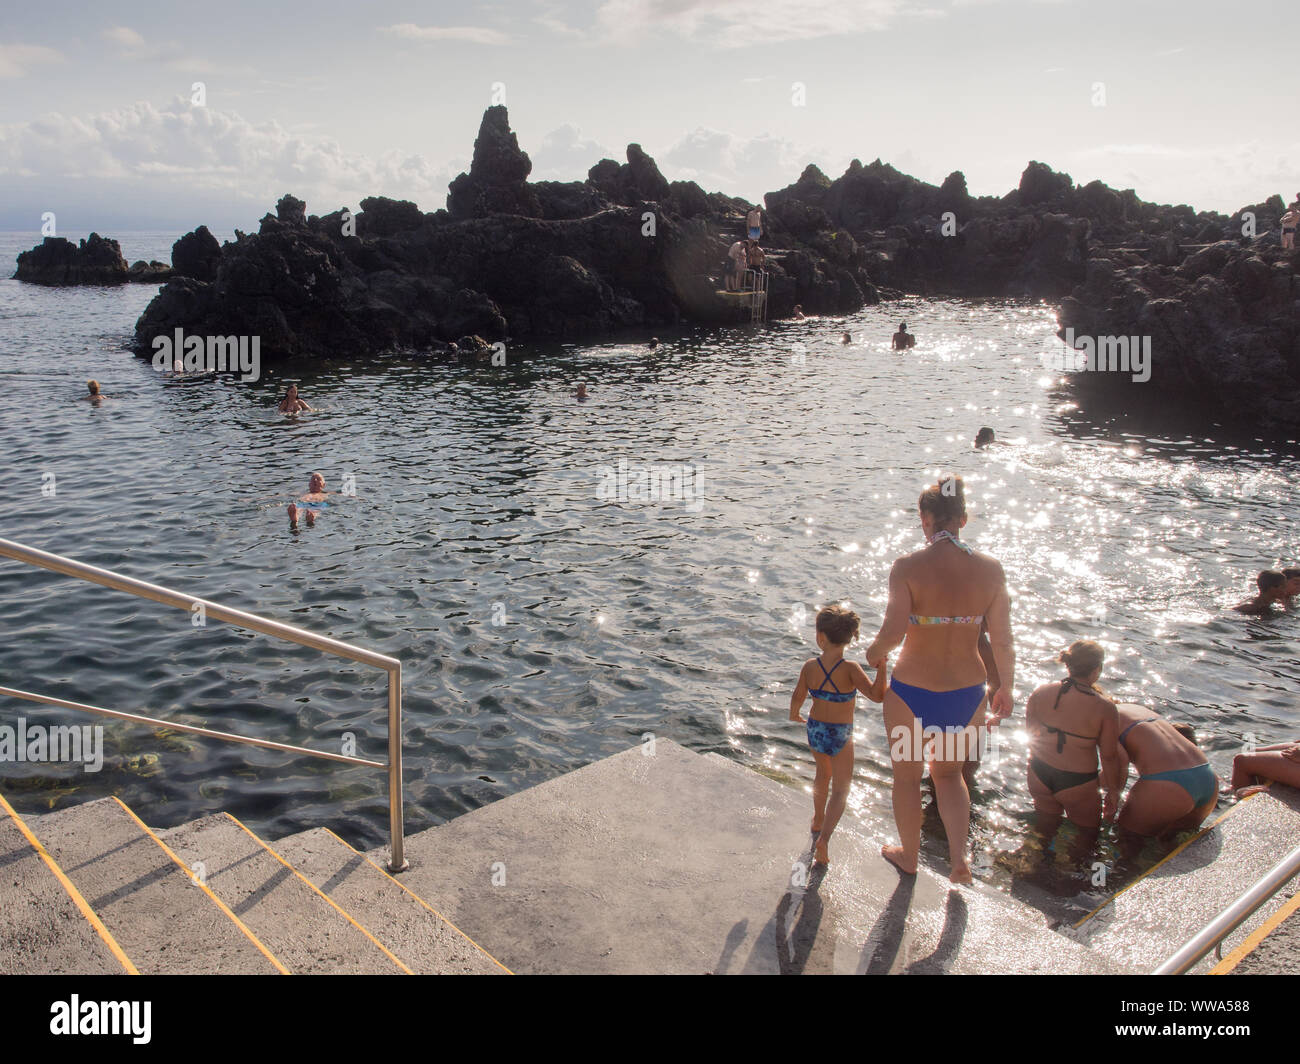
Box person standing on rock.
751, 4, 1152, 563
747, 205, 762, 241
727, 239, 748, 292
746, 239, 765, 274
1281, 204, 1298, 250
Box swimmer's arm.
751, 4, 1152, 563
866, 562, 910, 667
986, 569, 1015, 722
790, 666, 809, 723
1098, 702, 1122, 820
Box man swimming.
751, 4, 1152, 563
974, 427, 996, 449
80, 379, 109, 404
1232, 570, 1287, 615
892, 323, 916, 350
1281, 567, 1300, 604
287, 472, 331, 528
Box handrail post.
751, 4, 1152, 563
387, 664, 408, 872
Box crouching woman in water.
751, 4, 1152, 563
1024, 641, 1121, 854
1114, 703, 1218, 845
866, 475, 1014, 884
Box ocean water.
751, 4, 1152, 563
2, 230, 1298, 907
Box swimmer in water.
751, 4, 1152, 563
1232, 570, 1287, 615
80, 379, 108, 404
792, 305, 805, 319
1281, 567, 1300, 605
287, 472, 330, 528
573, 383, 588, 401
974, 427, 996, 449
892, 322, 916, 350
841, 332, 852, 345
648, 338, 659, 350
278, 384, 313, 414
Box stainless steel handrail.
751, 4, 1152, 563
1153, 843, 1300, 974
0, 536, 407, 871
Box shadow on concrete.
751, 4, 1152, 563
902, 889, 968, 974
859, 873, 917, 974
772, 863, 829, 975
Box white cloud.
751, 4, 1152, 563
660, 126, 814, 199
0, 43, 63, 79
530, 123, 613, 180
102, 26, 147, 51
0, 99, 460, 219
594, 0, 908, 45
379, 23, 514, 46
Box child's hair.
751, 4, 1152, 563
816, 604, 860, 646
1058, 639, 1104, 679
87, 379, 100, 394
1283, 567, 1300, 581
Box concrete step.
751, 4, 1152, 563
29, 797, 285, 974
0, 793, 134, 974
375, 739, 1128, 974
1065, 788, 1300, 973
159, 813, 410, 975
273, 827, 509, 975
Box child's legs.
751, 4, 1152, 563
811, 750, 832, 828
817, 740, 855, 843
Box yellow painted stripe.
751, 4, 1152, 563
0, 792, 138, 975
222, 814, 413, 975
321, 827, 513, 975
111, 798, 290, 974
1073, 795, 1251, 929
1209, 887, 1300, 974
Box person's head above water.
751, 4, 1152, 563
815, 603, 860, 648
648, 338, 659, 349
86, 379, 100, 395
285, 384, 298, 398
974, 427, 995, 448
1283, 567, 1300, 595
898, 322, 909, 332
918, 474, 966, 536
307, 472, 325, 493
1257, 569, 1286, 596
842, 331, 852, 344
1058, 639, 1104, 685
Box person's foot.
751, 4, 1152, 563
949, 860, 973, 885
814, 836, 829, 866
305, 510, 316, 527
287, 503, 298, 526
1234, 783, 1270, 798
881, 844, 917, 876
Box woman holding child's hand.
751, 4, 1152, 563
865, 474, 1014, 884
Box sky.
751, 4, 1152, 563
1, 0, 1295, 233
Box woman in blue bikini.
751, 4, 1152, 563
790, 605, 886, 867
1114, 702, 1218, 842
865, 475, 1014, 884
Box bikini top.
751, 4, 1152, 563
1118, 715, 1160, 752
1044, 677, 1101, 754
809, 657, 854, 703
909, 531, 985, 625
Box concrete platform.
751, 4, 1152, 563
159, 814, 409, 975
272, 827, 508, 975
1066, 789, 1300, 973
29, 797, 284, 974
377, 740, 1126, 974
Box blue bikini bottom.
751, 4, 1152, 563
807, 719, 852, 757
890, 678, 986, 731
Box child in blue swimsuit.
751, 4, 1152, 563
790, 604, 886, 866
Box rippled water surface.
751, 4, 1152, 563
3, 231, 1299, 909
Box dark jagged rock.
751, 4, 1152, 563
447, 105, 540, 220
171, 225, 222, 282
14, 233, 135, 285
356, 196, 426, 237
1057, 242, 1300, 429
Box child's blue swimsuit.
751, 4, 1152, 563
807, 657, 854, 756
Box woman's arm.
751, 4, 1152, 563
866, 561, 910, 667
790, 665, 809, 722
1098, 701, 1122, 821
985, 567, 1015, 722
